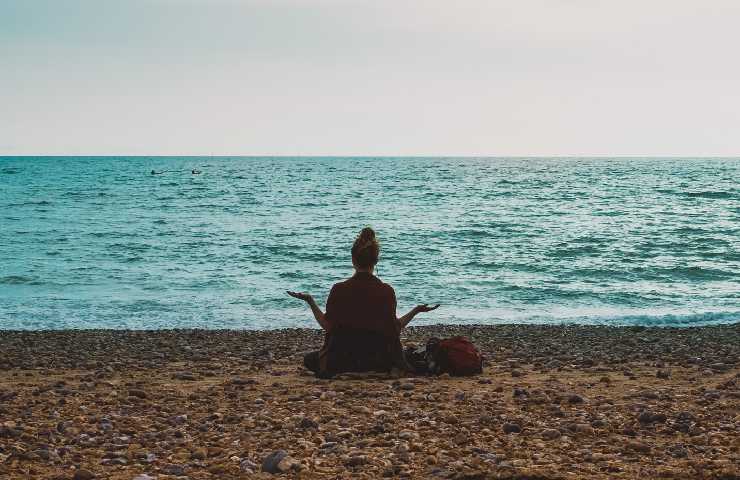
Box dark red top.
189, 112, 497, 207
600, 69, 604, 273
318, 272, 402, 375
324, 271, 399, 338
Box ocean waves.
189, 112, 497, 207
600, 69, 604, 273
527, 309, 740, 327
0, 275, 40, 285
1, 156, 739, 329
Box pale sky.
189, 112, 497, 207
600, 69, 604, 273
1, 0, 739, 156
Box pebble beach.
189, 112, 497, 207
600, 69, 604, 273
1, 324, 738, 479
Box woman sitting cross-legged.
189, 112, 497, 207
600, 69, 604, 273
287, 227, 439, 378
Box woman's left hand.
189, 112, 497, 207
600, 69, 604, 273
287, 291, 314, 303
415, 304, 440, 313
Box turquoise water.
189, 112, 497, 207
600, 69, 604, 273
1, 157, 739, 330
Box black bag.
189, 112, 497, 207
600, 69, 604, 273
403, 343, 431, 374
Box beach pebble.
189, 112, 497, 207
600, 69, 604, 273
541, 429, 561, 440
132, 475, 155, 480
345, 455, 367, 467
710, 362, 728, 372
128, 389, 147, 399
399, 430, 418, 440
502, 423, 521, 434
638, 411, 667, 424
454, 432, 468, 444
230, 377, 256, 385
569, 423, 594, 435
191, 447, 207, 460
73, 469, 96, 480
240, 458, 257, 473
676, 411, 696, 423
513, 388, 528, 397
208, 464, 228, 475
298, 417, 318, 429
624, 441, 651, 454
162, 464, 186, 476
670, 446, 689, 458
171, 414, 188, 425
262, 450, 299, 474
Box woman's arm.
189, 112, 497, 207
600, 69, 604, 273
286, 291, 330, 331
398, 304, 440, 329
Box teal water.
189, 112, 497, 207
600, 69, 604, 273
1, 157, 739, 330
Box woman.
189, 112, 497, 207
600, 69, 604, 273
287, 227, 439, 377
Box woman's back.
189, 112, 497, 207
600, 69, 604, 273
324, 271, 398, 338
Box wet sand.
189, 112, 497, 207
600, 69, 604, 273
0, 324, 738, 479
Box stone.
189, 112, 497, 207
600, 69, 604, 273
670, 446, 689, 458
207, 446, 224, 457
454, 432, 468, 444
513, 388, 528, 397
676, 411, 696, 423
625, 441, 651, 454
591, 419, 607, 428
398, 430, 416, 440
400, 382, 415, 391
346, 455, 367, 467
568, 394, 585, 404
128, 389, 147, 399
276, 455, 300, 472
541, 429, 561, 440
208, 464, 228, 474
73, 470, 95, 480
240, 458, 258, 472
191, 447, 207, 460
231, 377, 256, 385
162, 464, 185, 476
172, 414, 188, 425
298, 417, 318, 429
132, 475, 155, 480
657, 370, 671, 379
262, 450, 291, 474
502, 423, 521, 434
638, 411, 667, 424
570, 423, 594, 435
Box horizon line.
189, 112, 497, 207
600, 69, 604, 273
2, 155, 740, 159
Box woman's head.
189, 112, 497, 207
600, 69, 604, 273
351, 227, 380, 270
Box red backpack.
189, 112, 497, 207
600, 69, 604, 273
427, 336, 483, 376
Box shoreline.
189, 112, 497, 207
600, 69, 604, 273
1, 324, 738, 479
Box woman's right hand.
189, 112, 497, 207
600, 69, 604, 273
415, 304, 440, 313
287, 291, 314, 303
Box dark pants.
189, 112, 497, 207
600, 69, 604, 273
304, 351, 320, 373
303, 329, 410, 378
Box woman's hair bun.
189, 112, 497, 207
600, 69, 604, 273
358, 227, 375, 242
352, 227, 380, 268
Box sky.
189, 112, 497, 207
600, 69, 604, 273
1, 0, 739, 156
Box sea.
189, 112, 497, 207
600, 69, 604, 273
1, 157, 739, 330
